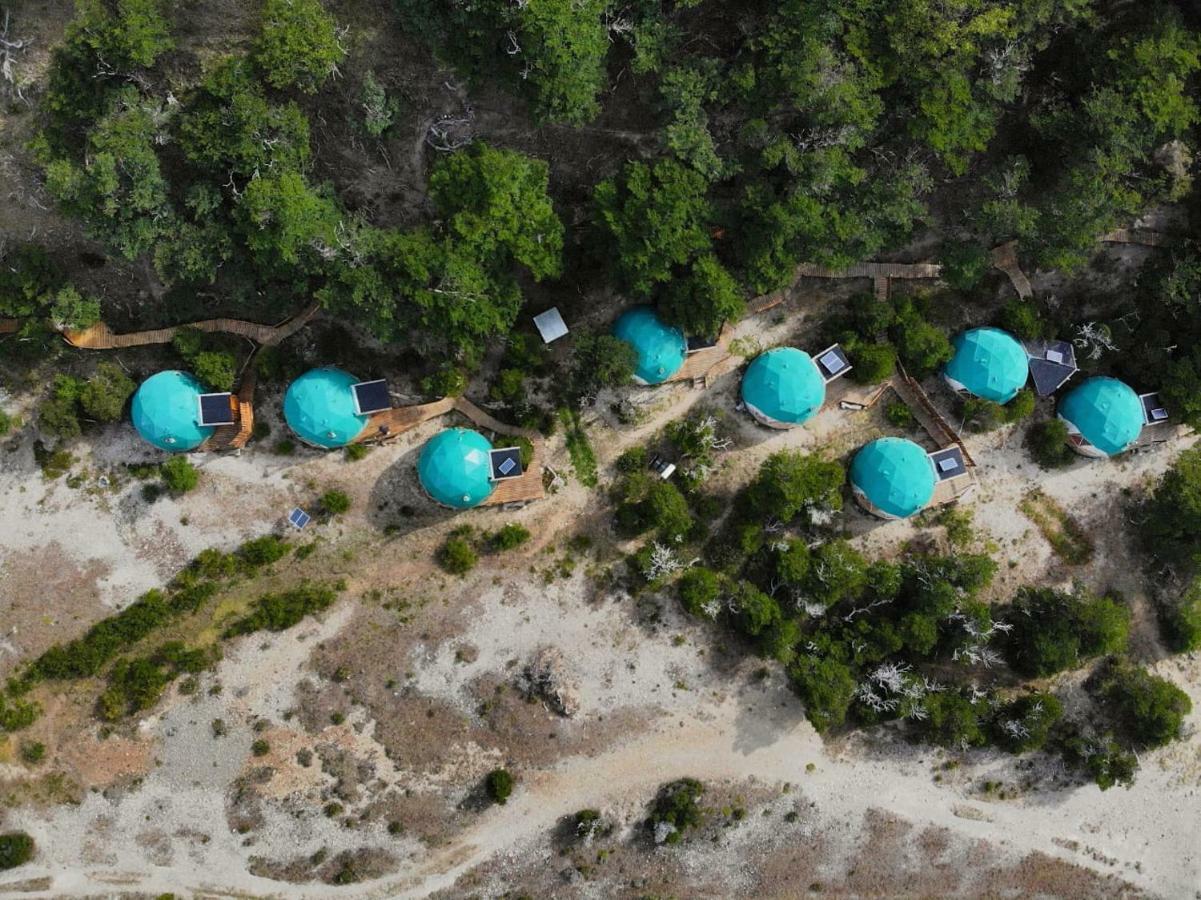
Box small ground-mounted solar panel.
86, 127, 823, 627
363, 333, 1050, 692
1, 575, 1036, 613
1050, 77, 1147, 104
533, 307, 569, 344
197, 392, 235, 426
928, 446, 966, 481
813, 343, 852, 382
288, 507, 311, 529
686, 334, 719, 353
490, 447, 524, 480
1140, 391, 1169, 426
352, 380, 391, 415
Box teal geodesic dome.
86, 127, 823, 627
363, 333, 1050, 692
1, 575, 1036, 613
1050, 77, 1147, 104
131, 370, 213, 452
944, 327, 1029, 403
849, 437, 936, 519
612, 306, 687, 385
1058, 376, 1143, 457
741, 347, 826, 427
283, 368, 368, 449
418, 427, 496, 509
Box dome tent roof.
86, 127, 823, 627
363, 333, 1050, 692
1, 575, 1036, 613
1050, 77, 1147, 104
1058, 376, 1143, 456
418, 427, 496, 509
131, 370, 214, 452
849, 437, 936, 519
283, 367, 368, 449
944, 327, 1029, 403
612, 306, 687, 385
741, 347, 826, 426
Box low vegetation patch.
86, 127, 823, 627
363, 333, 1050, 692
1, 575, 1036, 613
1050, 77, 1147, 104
1019, 490, 1094, 564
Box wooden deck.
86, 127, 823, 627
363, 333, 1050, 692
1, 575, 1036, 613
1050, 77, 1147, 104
353, 394, 545, 505
0, 318, 19, 335
203, 360, 258, 452
62, 303, 321, 349
666, 324, 736, 386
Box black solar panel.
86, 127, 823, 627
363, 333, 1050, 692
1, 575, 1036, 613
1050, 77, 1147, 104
352, 380, 390, 415
1141, 392, 1169, 425
687, 334, 719, 352
929, 447, 966, 481
490, 447, 524, 480
198, 393, 235, 426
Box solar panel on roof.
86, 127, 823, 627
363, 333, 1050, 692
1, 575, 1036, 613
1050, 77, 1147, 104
489, 447, 524, 480
288, 508, 311, 529
819, 350, 844, 372
197, 393, 235, 426
929, 447, 966, 481
352, 380, 391, 415
1045, 349, 1064, 364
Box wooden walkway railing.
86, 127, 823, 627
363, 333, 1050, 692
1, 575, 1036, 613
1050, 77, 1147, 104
353, 394, 545, 506
894, 364, 975, 467
61, 303, 321, 350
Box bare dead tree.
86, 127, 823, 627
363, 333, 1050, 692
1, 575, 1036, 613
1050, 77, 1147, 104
0, 8, 32, 102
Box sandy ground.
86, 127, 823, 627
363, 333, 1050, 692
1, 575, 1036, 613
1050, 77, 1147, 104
1, 304, 1199, 898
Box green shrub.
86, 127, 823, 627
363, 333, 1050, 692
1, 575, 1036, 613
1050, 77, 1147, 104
0, 832, 34, 870
489, 523, 531, 552
743, 450, 844, 524
486, 768, 514, 804
256, 0, 345, 93
891, 298, 952, 377
848, 292, 896, 338
320, 489, 351, 516
616, 447, 649, 474
1005, 388, 1036, 422
1002, 587, 1129, 677
193, 351, 237, 392
19, 742, 45, 764
787, 655, 856, 732
161, 456, 199, 494
919, 690, 988, 748
0, 692, 40, 731
1026, 418, 1074, 468
238, 535, 289, 567
939, 241, 990, 291
345, 443, 369, 462
962, 397, 1006, 432
649, 778, 704, 843
990, 692, 1063, 753
1160, 576, 1201, 652
678, 567, 721, 618
439, 536, 478, 575
79, 362, 135, 422
273, 439, 296, 455
223, 582, 339, 637
0, 409, 14, 435
1092, 659, 1192, 750
251, 738, 270, 757
885, 401, 914, 428
847, 342, 896, 385
999, 299, 1046, 340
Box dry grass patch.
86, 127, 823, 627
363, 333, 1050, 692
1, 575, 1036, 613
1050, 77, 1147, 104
1018, 490, 1094, 565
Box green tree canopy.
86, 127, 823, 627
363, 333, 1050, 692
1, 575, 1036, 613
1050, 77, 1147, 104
256, 0, 345, 94
594, 159, 713, 297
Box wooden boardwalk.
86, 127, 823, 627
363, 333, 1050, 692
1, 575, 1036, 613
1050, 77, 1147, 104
794, 261, 943, 280
353, 395, 545, 506
62, 303, 321, 349
0, 319, 19, 335
1100, 228, 1180, 248
667, 324, 737, 387
893, 365, 976, 467
989, 241, 1033, 300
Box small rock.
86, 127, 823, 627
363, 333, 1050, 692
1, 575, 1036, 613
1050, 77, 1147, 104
517, 646, 580, 718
